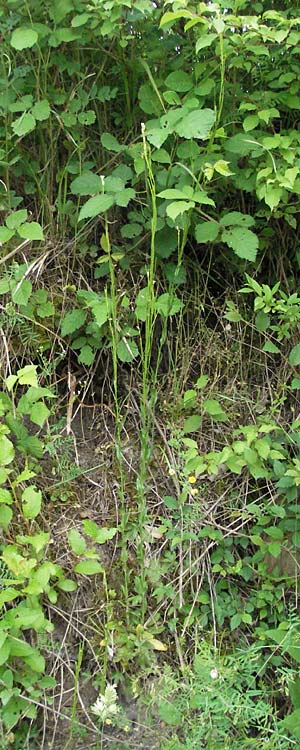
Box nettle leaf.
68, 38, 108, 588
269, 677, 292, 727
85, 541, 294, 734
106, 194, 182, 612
31, 99, 50, 121
12, 113, 36, 137
78, 194, 114, 221
70, 171, 103, 195
222, 227, 258, 262
78, 345, 95, 365
61, 309, 87, 336
174, 108, 216, 140
101, 132, 123, 152
195, 222, 219, 243
220, 212, 255, 228
11, 27, 38, 50
22, 486, 42, 519
156, 293, 183, 317
289, 344, 300, 367
164, 71, 193, 92
17, 364, 38, 386
18, 222, 44, 240
115, 188, 135, 207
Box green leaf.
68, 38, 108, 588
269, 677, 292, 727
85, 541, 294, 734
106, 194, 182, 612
156, 293, 183, 317
289, 344, 300, 366
255, 310, 270, 332
70, 171, 103, 195
115, 188, 135, 207
78, 194, 114, 221
263, 341, 280, 354
183, 415, 202, 434
11, 113, 36, 137
61, 309, 87, 336
204, 399, 226, 417
6, 209, 27, 229
117, 338, 139, 363
195, 33, 217, 52
0, 227, 14, 243
11, 27, 38, 50
164, 71, 193, 92
101, 132, 123, 152
31, 99, 50, 121
18, 222, 44, 240
174, 108, 216, 140
222, 227, 258, 262
0, 436, 14, 466
82, 520, 117, 543
196, 375, 209, 389
230, 612, 242, 630
17, 364, 38, 386
12, 279, 32, 306
282, 708, 300, 739
195, 222, 219, 243
220, 212, 255, 228
30, 402, 50, 427
74, 560, 103, 575
243, 115, 259, 131
68, 528, 86, 555
22, 486, 42, 519
90, 298, 110, 327
166, 201, 194, 221
0, 505, 13, 531
78, 345, 94, 365
57, 578, 77, 591
158, 189, 189, 200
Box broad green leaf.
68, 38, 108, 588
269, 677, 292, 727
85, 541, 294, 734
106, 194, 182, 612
68, 528, 86, 555
243, 115, 259, 131
166, 201, 195, 221
263, 341, 280, 354
61, 309, 87, 336
82, 520, 117, 543
12, 113, 36, 137
31, 99, 50, 121
30, 402, 50, 427
17, 364, 38, 386
78, 345, 94, 365
196, 375, 209, 389
289, 344, 300, 366
222, 227, 258, 262
175, 108, 216, 140
22, 486, 42, 519
74, 560, 103, 575
77, 110, 96, 126
90, 298, 110, 327
164, 71, 193, 92
255, 310, 270, 331
57, 578, 77, 591
70, 171, 103, 195
12, 279, 32, 306
11, 28, 38, 50
6, 209, 27, 229
151, 148, 171, 164
117, 338, 138, 362
78, 194, 114, 221
183, 415, 202, 434
0, 227, 14, 243
135, 288, 150, 321
18, 222, 44, 240
195, 222, 219, 243
101, 132, 123, 152
115, 188, 135, 207
0, 436, 15, 465
282, 708, 300, 739
195, 33, 217, 52
158, 189, 189, 200
220, 212, 255, 228
156, 293, 183, 317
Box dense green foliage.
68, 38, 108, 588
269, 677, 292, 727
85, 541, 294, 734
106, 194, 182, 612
1, 0, 300, 747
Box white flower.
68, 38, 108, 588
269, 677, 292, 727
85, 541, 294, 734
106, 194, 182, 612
210, 668, 219, 680
90, 684, 119, 721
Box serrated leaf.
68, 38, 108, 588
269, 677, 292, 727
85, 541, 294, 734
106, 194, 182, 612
78, 194, 114, 221
18, 222, 44, 240
31, 99, 50, 121
22, 486, 42, 519
220, 212, 255, 228
195, 221, 219, 243
289, 344, 300, 366
11, 27, 38, 50
61, 309, 87, 336
222, 227, 258, 262
68, 528, 87, 555
70, 171, 103, 195
166, 200, 194, 221
78, 345, 94, 365
175, 108, 216, 140
115, 188, 135, 207
12, 113, 36, 137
